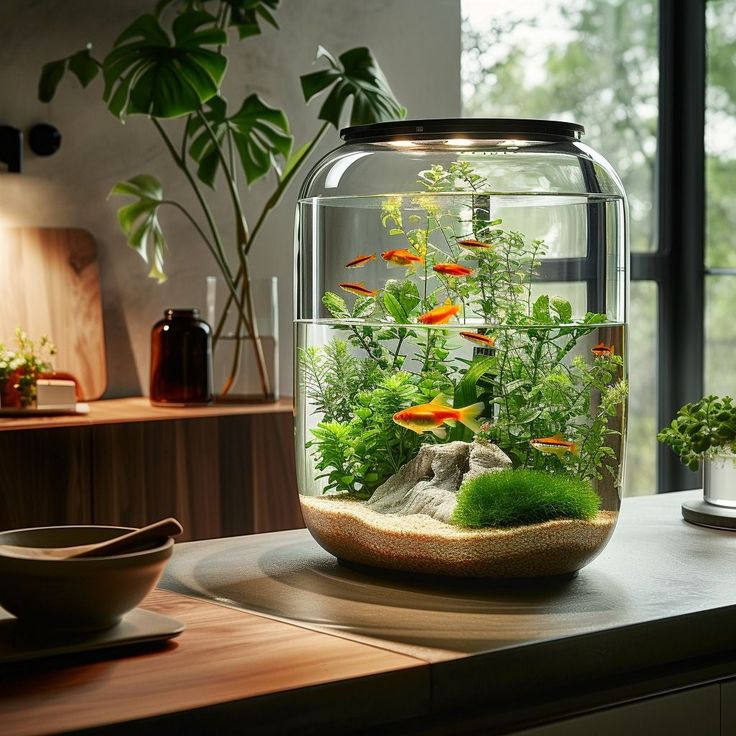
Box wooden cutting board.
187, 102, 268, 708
0, 228, 106, 400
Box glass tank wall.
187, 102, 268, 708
295, 120, 628, 578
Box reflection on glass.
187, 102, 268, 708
461, 0, 658, 253
706, 277, 736, 396
706, 0, 736, 268
623, 281, 657, 496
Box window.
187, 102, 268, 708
462, 0, 658, 495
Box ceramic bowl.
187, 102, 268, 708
0, 526, 174, 632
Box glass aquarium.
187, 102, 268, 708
295, 119, 628, 578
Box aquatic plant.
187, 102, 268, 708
301, 159, 627, 496
657, 395, 736, 471
452, 469, 600, 528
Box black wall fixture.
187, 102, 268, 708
0, 125, 23, 172
28, 123, 62, 157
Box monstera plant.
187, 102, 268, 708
39, 0, 405, 398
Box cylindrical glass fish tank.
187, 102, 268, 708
295, 119, 628, 578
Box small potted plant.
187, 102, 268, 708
0, 330, 56, 409
658, 395, 736, 511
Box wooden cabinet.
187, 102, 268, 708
0, 398, 303, 540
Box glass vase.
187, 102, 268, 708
209, 276, 279, 403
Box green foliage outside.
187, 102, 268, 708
452, 468, 600, 528
301, 163, 628, 496
38, 0, 404, 398
461, 0, 736, 494
657, 395, 736, 472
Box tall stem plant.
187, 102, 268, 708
39, 0, 405, 398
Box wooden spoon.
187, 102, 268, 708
0, 518, 183, 560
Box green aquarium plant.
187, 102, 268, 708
300, 160, 627, 496
38, 0, 405, 398
452, 469, 601, 528
657, 395, 736, 472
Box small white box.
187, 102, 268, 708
36, 379, 77, 410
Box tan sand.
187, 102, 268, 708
300, 495, 617, 578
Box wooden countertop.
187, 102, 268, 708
0, 396, 293, 431
3, 490, 736, 735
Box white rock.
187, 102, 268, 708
365, 440, 511, 523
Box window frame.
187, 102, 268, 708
643, 0, 706, 491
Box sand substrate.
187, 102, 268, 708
300, 495, 617, 578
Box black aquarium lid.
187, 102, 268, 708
340, 118, 585, 143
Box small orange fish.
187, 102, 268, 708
345, 253, 375, 268
393, 394, 485, 438
433, 263, 474, 277
339, 282, 378, 298
381, 249, 424, 268
418, 299, 461, 325
530, 433, 578, 457
591, 341, 615, 357
457, 238, 492, 251
460, 331, 496, 348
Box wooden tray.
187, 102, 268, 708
0, 228, 106, 401
0, 606, 184, 665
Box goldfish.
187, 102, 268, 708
418, 299, 461, 325
433, 263, 474, 277
529, 434, 578, 458
460, 331, 496, 348
591, 341, 615, 357
457, 238, 492, 251
345, 253, 375, 268
393, 394, 485, 438
339, 282, 378, 298
381, 249, 424, 268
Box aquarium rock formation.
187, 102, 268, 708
365, 440, 511, 523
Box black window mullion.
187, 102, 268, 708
656, 0, 706, 492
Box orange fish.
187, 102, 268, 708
457, 238, 492, 251
345, 253, 375, 268
591, 341, 615, 357
381, 249, 424, 267
530, 433, 578, 457
393, 394, 485, 438
418, 299, 461, 325
339, 282, 378, 298
433, 263, 474, 277
460, 331, 496, 348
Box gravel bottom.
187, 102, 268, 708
300, 495, 618, 578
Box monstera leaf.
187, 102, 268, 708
188, 94, 292, 186
110, 175, 168, 282
38, 47, 100, 103
102, 12, 226, 119
154, 0, 279, 38
300, 46, 406, 128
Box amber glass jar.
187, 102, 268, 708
150, 309, 212, 406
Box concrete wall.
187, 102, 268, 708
0, 0, 461, 397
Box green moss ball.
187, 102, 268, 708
451, 469, 600, 528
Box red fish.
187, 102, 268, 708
460, 331, 495, 348
339, 282, 378, 298
530, 434, 578, 457
345, 253, 375, 269
381, 249, 424, 267
457, 238, 492, 251
393, 394, 485, 438
418, 299, 461, 325
433, 263, 474, 277
591, 341, 615, 357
